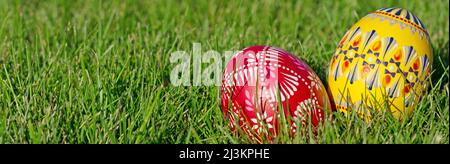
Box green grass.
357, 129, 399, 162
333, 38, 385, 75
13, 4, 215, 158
0, 0, 448, 144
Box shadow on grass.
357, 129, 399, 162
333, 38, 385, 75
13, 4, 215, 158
431, 40, 449, 88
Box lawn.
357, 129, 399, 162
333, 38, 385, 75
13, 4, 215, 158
0, 0, 448, 144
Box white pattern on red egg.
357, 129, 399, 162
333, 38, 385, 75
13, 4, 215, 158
221, 46, 331, 141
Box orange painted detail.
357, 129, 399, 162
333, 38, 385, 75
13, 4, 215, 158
342, 61, 350, 72
383, 75, 391, 86
404, 85, 411, 94
372, 40, 381, 51
340, 34, 348, 46
413, 59, 420, 70
353, 36, 361, 47
362, 66, 370, 76
394, 49, 403, 61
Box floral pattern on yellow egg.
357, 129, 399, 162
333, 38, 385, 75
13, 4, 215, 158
327, 7, 432, 120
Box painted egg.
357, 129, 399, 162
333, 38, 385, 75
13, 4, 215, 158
327, 7, 433, 120
220, 46, 331, 141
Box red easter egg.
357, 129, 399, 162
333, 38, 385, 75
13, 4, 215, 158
220, 46, 331, 141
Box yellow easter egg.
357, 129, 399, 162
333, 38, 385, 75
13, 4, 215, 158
327, 7, 433, 120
